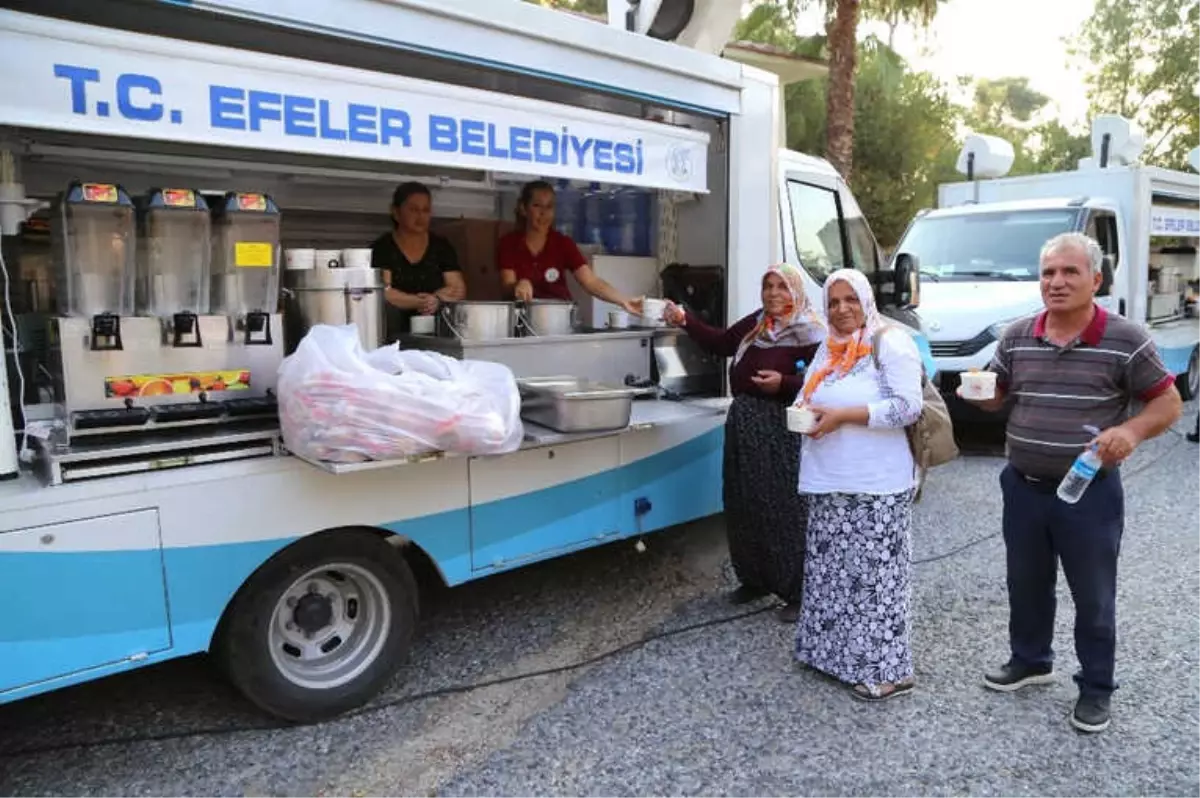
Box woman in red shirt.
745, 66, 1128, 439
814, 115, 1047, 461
498, 180, 642, 315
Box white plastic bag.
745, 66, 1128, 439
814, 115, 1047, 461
277, 324, 524, 463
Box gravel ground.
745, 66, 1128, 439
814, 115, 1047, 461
1, 410, 1197, 797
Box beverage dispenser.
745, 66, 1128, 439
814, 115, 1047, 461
51, 181, 136, 349
47, 184, 284, 443
210, 192, 282, 348
137, 187, 212, 347
49, 181, 148, 434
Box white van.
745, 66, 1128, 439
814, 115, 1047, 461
895, 124, 1199, 403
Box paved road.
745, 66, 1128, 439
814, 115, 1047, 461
2, 410, 1197, 796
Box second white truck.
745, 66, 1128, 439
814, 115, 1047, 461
893, 118, 1200, 406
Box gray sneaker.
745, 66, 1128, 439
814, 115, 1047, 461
1071, 693, 1111, 733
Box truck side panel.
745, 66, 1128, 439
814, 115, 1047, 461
0, 415, 725, 703
1, 510, 171, 694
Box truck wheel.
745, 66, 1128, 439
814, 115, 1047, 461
1178, 347, 1199, 401
216, 530, 418, 723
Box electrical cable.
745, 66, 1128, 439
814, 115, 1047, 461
1, 411, 1190, 760
0, 497, 1081, 762
0, 604, 775, 760
0, 246, 30, 461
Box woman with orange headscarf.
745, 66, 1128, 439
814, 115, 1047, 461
791, 268, 924, 700
664, 264, 824, 622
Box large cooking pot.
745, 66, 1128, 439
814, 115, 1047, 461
438, 301, 517, 341
283, 267, 384, 352
520, 299, 578, 336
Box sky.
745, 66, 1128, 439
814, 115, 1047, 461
790, 0, 1096, 126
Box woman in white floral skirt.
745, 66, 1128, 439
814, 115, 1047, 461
792, 269, 924, 701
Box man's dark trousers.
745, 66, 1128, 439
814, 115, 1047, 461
999, 464, 1124, 696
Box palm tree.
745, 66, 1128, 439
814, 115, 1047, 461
817, 0, 944, 181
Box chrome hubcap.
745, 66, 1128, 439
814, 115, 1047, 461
268, 563, 391, 690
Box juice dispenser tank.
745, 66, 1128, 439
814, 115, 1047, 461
51, 181, 137, 349
211, 192, 281, 345
137, 188, 211, 346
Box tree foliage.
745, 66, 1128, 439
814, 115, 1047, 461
521, 0, 1195, 246
762, 0, 944, 181
1071, 0, 1200, 167
737, 5, 959, 244
959, 76, 1091, 177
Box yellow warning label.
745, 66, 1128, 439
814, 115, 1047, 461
234, 242, 274, 268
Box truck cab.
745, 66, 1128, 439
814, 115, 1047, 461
894, 119, 1199, 404
894, 197, 1115, 381
777, 149, 937, 377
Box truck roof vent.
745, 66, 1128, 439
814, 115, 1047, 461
611, 0, 741, 55
955, 134, 1015, 181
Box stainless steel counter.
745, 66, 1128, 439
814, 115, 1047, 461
399, 328, 656, 386
292, 396, 730, 476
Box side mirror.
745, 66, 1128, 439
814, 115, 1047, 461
1098, 254, 1115, 297
893, 252, 918, 308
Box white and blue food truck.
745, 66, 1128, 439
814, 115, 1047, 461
0, 0, 933, 721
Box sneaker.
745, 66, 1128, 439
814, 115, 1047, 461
982, 661, 1055, 692
1071, 693, 1111, 733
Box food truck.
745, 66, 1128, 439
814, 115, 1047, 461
895, 119, 1200, 407
0, 0, 932, 722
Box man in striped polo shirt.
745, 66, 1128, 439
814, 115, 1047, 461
961, 231, 1182, 734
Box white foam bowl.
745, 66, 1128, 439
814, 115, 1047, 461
960, 370, 998, 400
787, 405, 817, 434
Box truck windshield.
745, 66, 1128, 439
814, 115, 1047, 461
898, 209, 1078, 281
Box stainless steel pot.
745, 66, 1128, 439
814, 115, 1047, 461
520, 299, 578, 336
438, 301, 517, 341
284, 267, 384, 351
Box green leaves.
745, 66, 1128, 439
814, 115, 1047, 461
1071, 0, 1199, 167
959, 76, 1091, 178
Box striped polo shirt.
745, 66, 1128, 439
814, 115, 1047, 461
988, 305, 1175, 479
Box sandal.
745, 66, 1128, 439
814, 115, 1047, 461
852, 680, 916, 702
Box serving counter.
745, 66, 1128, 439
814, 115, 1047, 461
290, 395, 730, 476
399, 328, 657, 387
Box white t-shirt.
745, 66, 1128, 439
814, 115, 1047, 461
798, 328, 924, 495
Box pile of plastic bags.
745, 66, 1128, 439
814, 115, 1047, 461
277, 324, 523, 463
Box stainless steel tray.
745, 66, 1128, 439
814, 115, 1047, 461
518, 376, 637, 433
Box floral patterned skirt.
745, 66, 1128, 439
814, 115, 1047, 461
794, 490, 915, 688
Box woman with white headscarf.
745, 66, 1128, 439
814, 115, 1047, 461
792, 269, 924, 699
664, 264, 825, 622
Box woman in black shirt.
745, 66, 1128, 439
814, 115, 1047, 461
371, 182, 466, 339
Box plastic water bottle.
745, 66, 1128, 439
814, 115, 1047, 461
1057, 425, 1103, 504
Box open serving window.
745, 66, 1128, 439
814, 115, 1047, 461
0, 8, 738, 479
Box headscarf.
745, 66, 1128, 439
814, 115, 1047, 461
732, 263, 826, 365
800, 268, 884, 403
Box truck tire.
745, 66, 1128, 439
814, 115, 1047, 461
1178, 347, 1199, 401
215, 530, 419, 723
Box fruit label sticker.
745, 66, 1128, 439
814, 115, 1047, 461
234, 242, 274, 268
237, 193, 267, 211
82, 183, 118, 203
163, 188, 196, 207
105, 370, 252, 398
